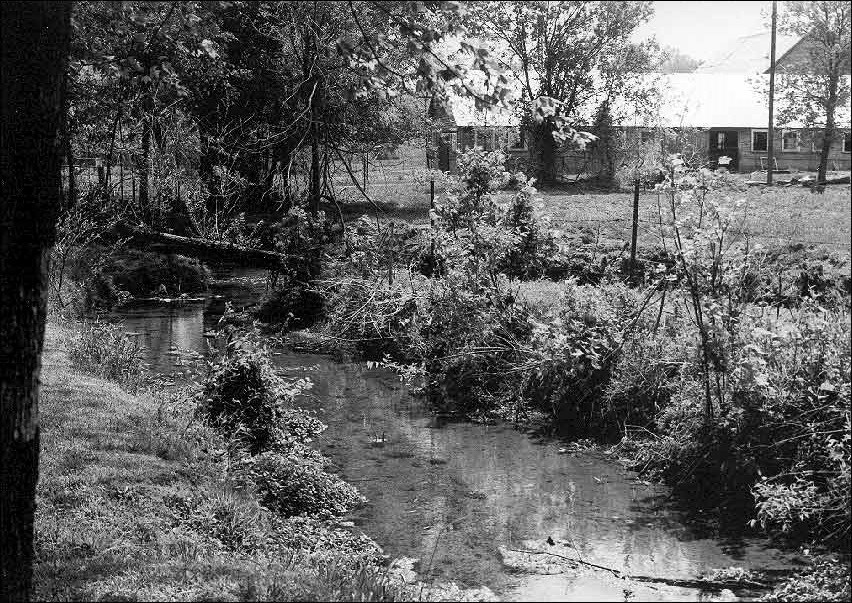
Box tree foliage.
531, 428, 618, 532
66, 1, 513, 235
775, 1, 851, 184
464, 1, 658, 184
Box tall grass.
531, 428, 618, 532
67, 319, 148, 391
36, 324, 417, 601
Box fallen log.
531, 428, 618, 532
504, 548, 786, 592
115, 224, 287, 268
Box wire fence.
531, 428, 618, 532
64, 153, 852, 253
325, 148, 852, 252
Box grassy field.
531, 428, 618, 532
334, 178, 852, 254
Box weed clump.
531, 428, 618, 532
233, 446, 364, 519
78, 248, 211, 308
67, 319, 148, 392
198, 311, 362, 519
198, 338, 309, 454
760, 556, 851, 602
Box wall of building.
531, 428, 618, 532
775, 36, 852, 75
737, 128, 851, 173
425, 124, 851, 177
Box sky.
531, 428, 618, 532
632, 1, 773, 62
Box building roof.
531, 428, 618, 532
615, 73, 852, 129
444, 94, 520, 127
436, 73, 851, 131
695, 31, 801, 74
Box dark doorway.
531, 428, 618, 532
437, 131, 455, 172
708, 130, 739, 171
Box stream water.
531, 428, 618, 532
106, 267, 801, 602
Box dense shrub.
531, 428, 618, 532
760, 556, 851, 602
414, 280, 532, 416
517, 281, 657, 436
101, 250, 209, 297
197, 317, 365, 522
71, 248, 211, 308
255, 285, 325, 330
432, 148, 564, 283
319, 275, 419, 361
498, 186, 561, 279
761, 244, 852, 308
233, 445, 364, 519
197, 328, 313, 454
602, 332, 683, 433
628, 301, 851, 543
256, 208, 334, 327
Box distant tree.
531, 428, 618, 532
464, 1, 656, 185
658, 46, 703, 73
0, 2, 71, 601
775, 0, 851, 184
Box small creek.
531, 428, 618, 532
106, 267, 801, 602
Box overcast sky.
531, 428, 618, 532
632, 1, 773, 62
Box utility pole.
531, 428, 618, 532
767, 0, 777, 185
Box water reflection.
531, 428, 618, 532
105, 267, 267, 377
273, 356, 799, 601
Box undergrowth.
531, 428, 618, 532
35, 321, 407, 601
67, 319, 148, 392
318, 150, 851, 565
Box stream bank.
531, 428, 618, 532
99, 265, 808, 601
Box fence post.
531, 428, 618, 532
430, 178, 436, 260
362, 153, 368, 190
630, 177, 640, 279
387, 222, 394, 286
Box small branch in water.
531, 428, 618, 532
504, 548, 777, 591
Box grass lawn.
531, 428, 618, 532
33, 323, 401, 602
334, 179, 852, 255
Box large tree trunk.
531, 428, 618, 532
64, 132, 77, 212
530, 120, 558, 185
0, 3, 70, 601
818, 73, 839, 185
138, 114, 152, 224
309, 126, 321, 214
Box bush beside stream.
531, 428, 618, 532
61, 246, 212, 310
313, 150, 851, 573
36, 321, 402, 601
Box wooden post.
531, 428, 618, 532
362, 153, 368, 190
119, 128, 125, 202
767, 0, 777, 185
387, 222, 394, 286
630, 178, 640, 278
430, 178, 436, 260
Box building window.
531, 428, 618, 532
477, 128, 491, 151
811, 132, 823, 153
440, 131, 457, 152
509, 128, 526, 150
751, 130, 768, 152
715, 131, 727, 150
457, 127, 473, 151
641, 130, 654, 144
781, 130, 800, 152
844, 132, 851, 153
